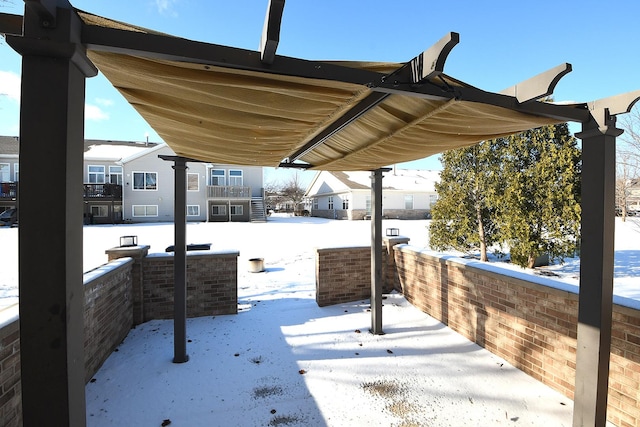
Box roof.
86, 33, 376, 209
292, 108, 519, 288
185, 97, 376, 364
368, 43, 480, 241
0, 136, 158, 159
307, 169, 439, 195
77, 11, 596, 172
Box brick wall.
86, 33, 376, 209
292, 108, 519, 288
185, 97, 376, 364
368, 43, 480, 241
1, 248, 240, 426
142, 251, 238, 320
83, 258, 134, 383
0, 258, 134, 427
0, 311, 20, 427
394, 245, 640, 427
315, 238, 408, 307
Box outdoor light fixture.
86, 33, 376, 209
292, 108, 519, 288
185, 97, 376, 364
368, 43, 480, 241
119, 235, 138, 247
386, 228, 399, 237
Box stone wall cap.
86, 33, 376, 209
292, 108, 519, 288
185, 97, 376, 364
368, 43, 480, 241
146, 250, 240, 258
105, 245, 151, 254
84, 257, 134, 285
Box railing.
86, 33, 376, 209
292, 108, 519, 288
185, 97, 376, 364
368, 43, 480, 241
84, 183, 122, 199
0, 182, 17, 199
207, 185, 251, 199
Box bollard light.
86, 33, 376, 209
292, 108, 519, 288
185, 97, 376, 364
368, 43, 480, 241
119, 235, 138, 247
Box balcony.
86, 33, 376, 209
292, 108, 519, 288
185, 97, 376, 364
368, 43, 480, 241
207, 185, 251, 199
84, 183, 122, 200
0, 182, 17, 200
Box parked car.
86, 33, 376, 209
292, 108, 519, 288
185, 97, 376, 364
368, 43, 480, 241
0, 208, 17, 227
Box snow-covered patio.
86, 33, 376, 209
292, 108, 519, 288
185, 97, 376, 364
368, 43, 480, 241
2, 215, 637, 425
49, 214, 632, 426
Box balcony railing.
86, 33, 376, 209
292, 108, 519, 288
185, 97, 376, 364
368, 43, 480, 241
84, 183, 122, 199
0, 182, 17, 199
207, 185, 251, 199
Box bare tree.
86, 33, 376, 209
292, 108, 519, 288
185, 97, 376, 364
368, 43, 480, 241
616, 149, 640, 222
280, 172, 306, 213
618, 108, 640, 221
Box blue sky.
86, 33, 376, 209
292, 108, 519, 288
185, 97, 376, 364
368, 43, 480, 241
1, 0, 639, 186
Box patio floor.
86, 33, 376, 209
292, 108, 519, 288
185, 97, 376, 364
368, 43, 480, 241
85, 233, 585, 427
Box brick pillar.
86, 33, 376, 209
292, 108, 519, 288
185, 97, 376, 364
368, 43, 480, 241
105, 245, 150, 325
383, 236, 410, 292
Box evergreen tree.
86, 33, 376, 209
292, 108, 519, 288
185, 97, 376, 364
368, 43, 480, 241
498, 123, 581, 268
429, 140, 504, 261
430, 122, 581, 269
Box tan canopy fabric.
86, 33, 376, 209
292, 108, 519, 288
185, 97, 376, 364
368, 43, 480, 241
80, 11, 564, 171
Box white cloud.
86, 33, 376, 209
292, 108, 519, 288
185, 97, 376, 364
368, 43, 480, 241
95, 98, 114, 107
85, 104, 109, 121
0, 71, 21, 102
155, 0, 178, 15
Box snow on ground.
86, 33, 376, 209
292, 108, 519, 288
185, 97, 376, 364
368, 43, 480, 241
0, 215, 635, 425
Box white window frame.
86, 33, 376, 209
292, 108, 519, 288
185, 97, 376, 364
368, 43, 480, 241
210, 169, 225, 186
90, 205, 109, 217
342, 195, 349, 210
132, 171, 158, 191
404, 194, 414, 210
13, 163, 19, 182
0, 163, 10, 182
211, 204, 227, 216
132, 205, 158, 217
328, 196, 334, 210
109, 166, 123, 185
88, 165, 106, 184
187, 205, 200, 216
187, 173, 199, 191
228, 169, 243, 186
230, 205, 243, 216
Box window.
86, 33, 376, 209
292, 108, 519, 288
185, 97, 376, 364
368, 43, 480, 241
90, 205, 108, 217
429, 194, 438, 208
0, 163, 9, 182
211, 205, 226, 216
88, 165, 105, 184
313, 198, 318, 210
187, 205, 200, 216
328, 196, 334, 210
210, 169, 225, 186
13, 164, 18, 181
133, 172, 157, 190
365, 196, 371, 214
404, 195, 414, 210
229, 170, 243, 186
187, 173, 199, 191
132, 205, 158, 217
342, 196, 349, 210
109, 166, 123, 185
230, 205, 243, 216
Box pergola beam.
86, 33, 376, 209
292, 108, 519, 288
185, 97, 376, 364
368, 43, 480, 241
0, 13, 24, 36
283, 33, 459, 165
81, 24, 385, 85
389, 32, 459, 84
259, 0, 285, 65
500, 63, 572, 103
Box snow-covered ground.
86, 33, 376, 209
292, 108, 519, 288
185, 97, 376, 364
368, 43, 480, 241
2, 215, 631, 425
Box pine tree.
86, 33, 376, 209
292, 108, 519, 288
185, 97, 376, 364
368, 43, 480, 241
430, 122, 581, 268
429, 140, 504, 261
498, 123, 581, 268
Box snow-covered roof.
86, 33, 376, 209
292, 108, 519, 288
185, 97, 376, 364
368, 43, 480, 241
84, 143, 153, 161
333, 169, 440, 192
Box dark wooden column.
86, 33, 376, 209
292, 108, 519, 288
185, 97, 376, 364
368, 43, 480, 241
6, 3, 97, 426
172, 158, 189, 363
572, 115, 620, 427
370, 168, 384, 335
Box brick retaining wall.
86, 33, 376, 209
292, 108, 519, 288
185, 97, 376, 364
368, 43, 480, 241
1, 248, 239, 426
142, 251, 238, 320
315, 237, 408, 307
394, 245, 640, 427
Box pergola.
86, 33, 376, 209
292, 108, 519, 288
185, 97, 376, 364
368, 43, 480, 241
1, 0, 639, 425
